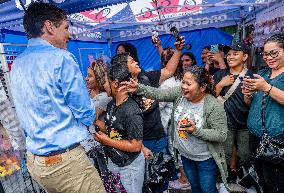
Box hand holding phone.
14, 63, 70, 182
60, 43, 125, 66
170, 26, 182, 42
151, 31, 159, 44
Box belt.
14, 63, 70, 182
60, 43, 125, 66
35, 143, 80, 157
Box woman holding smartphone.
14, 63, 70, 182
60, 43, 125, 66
122, 66, 229, 193
242, 34, 284, 193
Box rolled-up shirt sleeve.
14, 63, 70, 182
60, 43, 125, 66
58, 53, 96, 126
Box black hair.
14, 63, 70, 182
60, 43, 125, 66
180, 52, 196, 66
116, 43, 139, 64
265, 33, 284, 48
23, 2, 67, 39
108, 62, 132, 83
111, 53, 129, 67
202, 46, 210, 51
183, 66, 211, 93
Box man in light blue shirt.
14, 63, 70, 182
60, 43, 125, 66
10, 2, 105, 193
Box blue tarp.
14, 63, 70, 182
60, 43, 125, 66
1, 27, 232, 77
0, 0, 273, 42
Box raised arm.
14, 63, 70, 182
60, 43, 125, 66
159, 38, 185, 84
120, 78, 181, 102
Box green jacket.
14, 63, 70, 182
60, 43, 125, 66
138, 84, 229, 188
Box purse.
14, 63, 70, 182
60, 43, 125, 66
95, 145, 127, 193
255, 86, 284, 165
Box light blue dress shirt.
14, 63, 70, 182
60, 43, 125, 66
10, 38, 96, 155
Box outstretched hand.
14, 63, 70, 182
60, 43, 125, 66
119, 78, 139, 94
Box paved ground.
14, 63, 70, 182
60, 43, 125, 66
0, 170, 43, 193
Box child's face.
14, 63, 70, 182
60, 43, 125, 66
226, 50, 248, 68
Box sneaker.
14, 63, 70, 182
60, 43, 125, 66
169, 179, 191, 190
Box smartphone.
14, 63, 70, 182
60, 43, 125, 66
151, 31, 159, 44
170, 26, 182, 41
180, 124, 192, 128
210, 44, 219, 53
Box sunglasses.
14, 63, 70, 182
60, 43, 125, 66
262, 49, 283, 59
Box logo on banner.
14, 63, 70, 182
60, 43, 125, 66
130, 0, 202, 22
78, 3, 127, 24
119, 13, 227, 39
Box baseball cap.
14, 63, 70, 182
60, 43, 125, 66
229, 42, 250, 54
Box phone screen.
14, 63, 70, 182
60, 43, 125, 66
210, 44, 219, 53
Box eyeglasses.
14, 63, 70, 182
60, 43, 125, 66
262, 49, 283, 59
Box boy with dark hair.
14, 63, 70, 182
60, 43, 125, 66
95, 55, 144, 193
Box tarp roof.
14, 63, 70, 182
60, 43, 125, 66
0, 0, 277, 42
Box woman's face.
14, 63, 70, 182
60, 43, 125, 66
263, 42, 284, 70
181, 72, 205, 102
226, 50, 247, 68
117, 45, 126, 54
181, 55, 194, 71
127, 55, 141, 77
85, 67, 96, 90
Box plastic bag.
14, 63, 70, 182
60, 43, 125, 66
143, 152, 176, 193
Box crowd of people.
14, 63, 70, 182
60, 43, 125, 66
8, 2, 284, 193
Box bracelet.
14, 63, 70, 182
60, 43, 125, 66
265, 85, 273, 95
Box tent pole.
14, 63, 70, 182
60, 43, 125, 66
18, 0, 26, 11
106, 29, 112, 58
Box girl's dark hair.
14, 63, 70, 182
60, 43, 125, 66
180, 52, 196, 66
116, 43, 139, 64
183, 66, 211, 93
161, 47, 174, 67
90, 59, 107, 92
265, 33, 284, 48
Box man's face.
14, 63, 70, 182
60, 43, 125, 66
52, 20, 71, 49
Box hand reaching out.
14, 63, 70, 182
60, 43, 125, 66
119, 78, 139, 94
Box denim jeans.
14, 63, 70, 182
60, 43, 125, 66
108, 152, 145, 193
143, 136, 168, 153
181, 156, 218, 193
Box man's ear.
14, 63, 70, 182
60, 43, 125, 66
43, 20, 55, 35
